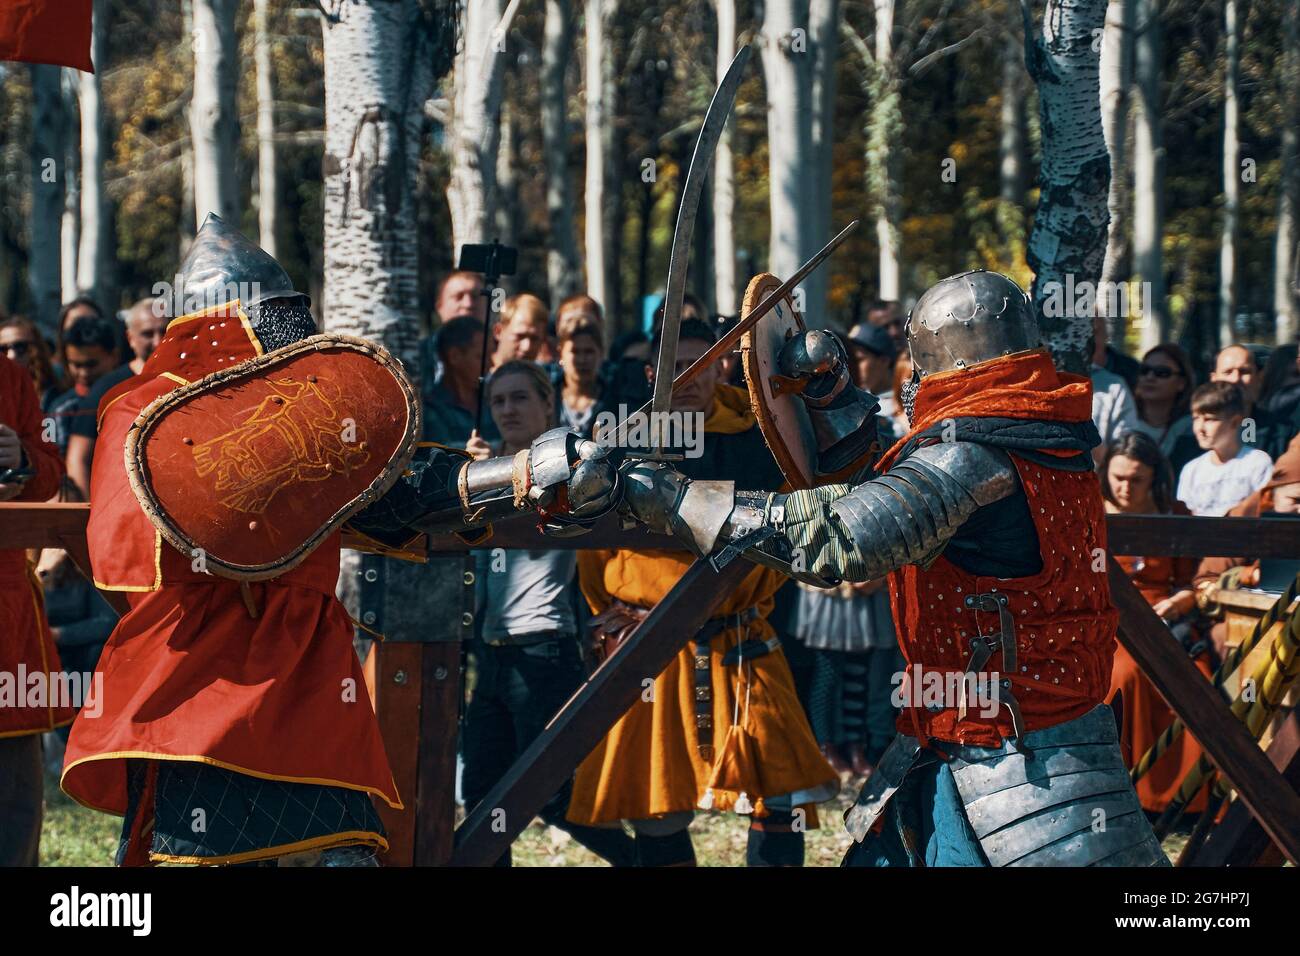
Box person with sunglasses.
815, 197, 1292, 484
1129, 344, 1197, 473
0, 316, 64, 407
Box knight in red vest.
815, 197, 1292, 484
621, 270, 1168, 867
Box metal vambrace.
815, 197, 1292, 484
414, 427, 620, 536
407, 453, 536, 532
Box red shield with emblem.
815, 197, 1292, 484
125, 333, 420, 580
740, 272, 875, 489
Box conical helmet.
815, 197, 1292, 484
168, 213, 309, 318
905, 270, 1040, 378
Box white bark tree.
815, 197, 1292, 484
1023, 0, 1111, 374
1000, 23, 1026, 210
763, 0, 813, 284
806, 0, 840, 325
495, 100, 520, 250
712, 0, 738, 319
190, 0, 239, 224
76, 0, 112, 308
320, 0, 458, 657
61, 67, 80, 306
180, 0, 196, 253
584, 0, 615, 321
1132, 0, 1165, 350
1218, 0, 1239, 347
447, 0, 521, 261
845, 2, 901, 303
320, 0, 442, 375
1098, 0, 1135, 317
254, 0, 279, 259
29, 65, 68, 336
1275, 0, 1300, 343
542, 0, 580, 301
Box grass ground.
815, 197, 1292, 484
40, 768, 1184, 866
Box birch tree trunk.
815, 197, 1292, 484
254, 0, 279, 259
1218, 0, 1239, 347
584, 0, 614, 320
180, 0, 196, 254
1275, 0, 1300, 344
321, 0, 458, 675
1098, 0, 1134, 319
1132, 0, 1165, 351
191, 0, 239, 224
29, 65, 68, 337
448, 0, 520, 260
806, 0, 840, 325
321, 0, 440, 378
869, 0, 901, 301
712, 0, 738, 319
542, 0, 580, 301
61, 70, 80, 306
1000, 26, 1026, 209
1024, 0, 1111, 374
997, 20, 1029, 272
763, 0, 813, 284
76, 0, 112, 308
495, 100, 520, 252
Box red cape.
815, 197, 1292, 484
62, 304, 399, 814
0, 0, 93, 72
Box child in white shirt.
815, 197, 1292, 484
1176, 381, 1274, 516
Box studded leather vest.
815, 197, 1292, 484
887, 453, 1119, 748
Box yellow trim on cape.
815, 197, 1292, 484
93, 529, 163, 593
95, 387, 135, 432
148, 830, 389, 866
61, 750, 404, 814
164, 300, 262, 355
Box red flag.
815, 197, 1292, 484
0, 0, 94, 72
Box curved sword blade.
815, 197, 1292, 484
647, 42, 752, 448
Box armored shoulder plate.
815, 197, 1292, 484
828, 441, 1019, 579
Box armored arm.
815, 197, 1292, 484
349, 428, 619, 546
622, 441, 1020, 585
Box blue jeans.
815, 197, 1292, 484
843, 752, 990, 867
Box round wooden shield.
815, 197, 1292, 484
125, 333, 420, 581
740, 273, 875, 489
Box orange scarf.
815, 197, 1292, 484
877, 348, 1094, 471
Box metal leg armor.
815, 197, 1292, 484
844, 705, 1169, 867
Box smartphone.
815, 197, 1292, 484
457, 242, 518, 279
